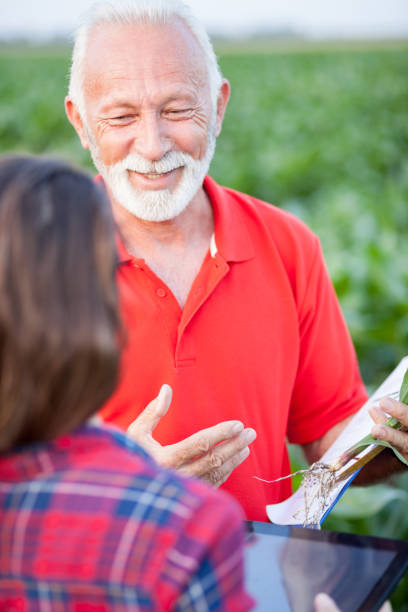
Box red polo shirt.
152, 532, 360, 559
100, 176, 367, 521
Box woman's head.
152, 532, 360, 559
0, 155, 121, 452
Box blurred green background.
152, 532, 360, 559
1, 40, 408, 608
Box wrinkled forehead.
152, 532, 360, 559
83, 18, 210, 99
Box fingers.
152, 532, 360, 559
371, 423, 408, 456
199, 445, 251, 487
314, 594, 340, 612
183, 428, 256, 483
163, 420, 246, 468
314, 595, 391, 612
126, 397, 256, 486
378, 397, 408, 428
127, 384, 172, 438
370, 399, 408, 460
368, 405, 388, 425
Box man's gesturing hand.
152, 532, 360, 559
127, 384, 256, 487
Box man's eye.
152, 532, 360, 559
165, 109, 191, 118
109, 115, 134, 125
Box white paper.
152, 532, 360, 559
266, 356, 408, 526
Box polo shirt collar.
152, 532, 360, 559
105, 174, 255, 264
204, 175, 254, 263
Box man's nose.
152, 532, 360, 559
132, 112, 171, 161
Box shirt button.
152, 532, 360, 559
156, 288, 167, 298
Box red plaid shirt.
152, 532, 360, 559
0, 423, 254, 611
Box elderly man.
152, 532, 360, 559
66, 0, 408, 521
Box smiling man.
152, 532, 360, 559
65, 0, 408, 521
74, 17, 220, 229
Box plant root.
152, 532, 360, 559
255, 462, 338, 528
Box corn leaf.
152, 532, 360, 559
399, 368, 408, 404
364, 438, 408, 467
342, 415, 401, 456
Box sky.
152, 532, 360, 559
1, 0, 408, 40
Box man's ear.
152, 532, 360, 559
215, 79, 230, 137
65, 97, 90, 150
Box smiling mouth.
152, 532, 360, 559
128, 168, 182, 180
139, 171, 172, 179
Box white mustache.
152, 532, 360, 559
111, 151, 192, 176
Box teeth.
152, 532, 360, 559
129, 171, 172, 178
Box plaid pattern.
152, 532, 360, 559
0, 424, 254, 611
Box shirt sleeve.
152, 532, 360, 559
287, 235, 368, 445
163, 488, 255, 612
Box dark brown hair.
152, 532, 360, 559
0, 155, 121, 452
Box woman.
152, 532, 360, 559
0, 155, 253, 611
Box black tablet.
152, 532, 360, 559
245, 521, 408, 612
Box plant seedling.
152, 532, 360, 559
259, 369, 408, 527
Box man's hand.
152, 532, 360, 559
345, 395, 408, 485
127, 384, 256, 487
369, 397, 408, 464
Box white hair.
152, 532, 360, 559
68, 0, 223, 119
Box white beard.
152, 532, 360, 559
88, 129, 216, 222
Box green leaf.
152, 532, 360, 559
369, 439, 408, 467
342, 414, 404, 464
346, 434, 377, 455
399, 368, 408, 404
